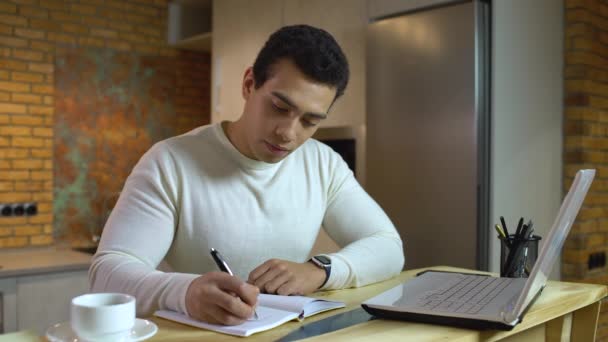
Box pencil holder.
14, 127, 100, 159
499, 235, 541, 278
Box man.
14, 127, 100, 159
90, 25, 404, 326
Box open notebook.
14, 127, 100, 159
154, 294, 345, 337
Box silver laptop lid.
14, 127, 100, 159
504, 169, 595, 323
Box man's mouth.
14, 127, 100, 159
264, 141, 290, 155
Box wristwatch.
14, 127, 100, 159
309, 255, 331, 288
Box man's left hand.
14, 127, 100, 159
248, 259, 326, 295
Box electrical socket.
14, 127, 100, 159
25, 202, 37, 216
12, 203, 24, 216
0, 202, 38, 217
0, 204, 12, 217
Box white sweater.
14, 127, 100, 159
89, 123, 404, 316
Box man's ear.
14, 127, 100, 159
242, 67, 255, 100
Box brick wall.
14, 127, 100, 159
0, 0, 210, 248
564, 0, 608, 340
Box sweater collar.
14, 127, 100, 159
213, 122, 282, 171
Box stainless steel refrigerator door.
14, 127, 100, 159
366, 1, 487, 269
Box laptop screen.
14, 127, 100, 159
506, 169, 595, 322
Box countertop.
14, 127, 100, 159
0, 246, 92, 278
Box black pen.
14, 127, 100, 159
210, 248, 259, 320
500, 216, 510, 237
515, 217, 524, 239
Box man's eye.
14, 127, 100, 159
272, 103, 289, 112
303, 119, 319, 127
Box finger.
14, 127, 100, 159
248, 261, 273, 283
263, 272, 292, 294
216, 275, 259, 307
206, 304, 248, 326
277, 280, 300, 296
253, 265, 286, 292
212, 287, 256, 319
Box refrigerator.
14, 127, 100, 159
366, 0, 491, 270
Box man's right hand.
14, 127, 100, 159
185, 272, 259, 325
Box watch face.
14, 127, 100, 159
314, 255, 331, 265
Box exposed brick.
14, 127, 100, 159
30, 234, 53, 245
31, 170, 51, 180
0, 14, 27, 26
37, 202, 51, 213
0, 170, 29, 180
0, 70, 8, 80
106, 40, 131, 51
19, 6, 48, 19
13, 159, 43, 169
28, 18, 61, 31
12, 49, 44, 62
0, 227, 12, 236
0, 237, 28, 248
90, 28, 118, 39
32, 192, 52, 201
11, 115, 43, 126
0, 35, 28, 48
28, 213, 51, 224
14, 225, 42, 236
12, 71, 44, 83
28, 105, 53, 115
61, 22, 88, 35
70, 3, 97, 15
0, 148, 29, 158
32, 127, 52, 137
31, 84, 52, 94
0, 217, 27, 225
14, 28, 44, 40
43, 224, 52, 234
15, 181, 43, 191
38, 0, 69, 11
0, 102, 27, 114
11, 93, 41, 104
42, 96, 53, 105
12, 137, 43, 147
0, 192, 32, 203
0, 126, 31, 136
77, 36, 104, 48
29, 40, 54, 53
30, 148, 51, 157
0, 2, 17, 14
0, 59, 28, 71
0, 23, 12, 35
47, 32, 76, 45
0, 160, 11, 169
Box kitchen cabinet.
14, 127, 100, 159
16, 270, 89, 336
211, 0, 366, 128
0, 248, 90, 335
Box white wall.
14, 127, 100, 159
490, 0, 563, 278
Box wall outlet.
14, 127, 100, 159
588, 252, 606, 270
0, 204, 11, 216
12, 203, 24, 216
0, 202, 38, 217
24, 202, 37, 216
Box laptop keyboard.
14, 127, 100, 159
416, 274, 514, 314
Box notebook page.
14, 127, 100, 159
259, 294, 345, 319
154, 306, 299, 337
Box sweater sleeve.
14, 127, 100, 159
320, 151, 405, 290
88, 142, 198, 316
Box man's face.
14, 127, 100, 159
237, 59, 336, 163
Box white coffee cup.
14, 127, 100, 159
70, 293, 136, 342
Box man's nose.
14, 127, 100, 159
275, 118, 298, 142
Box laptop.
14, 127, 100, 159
362, 169, 595, 330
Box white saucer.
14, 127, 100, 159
46, 318, 158, 342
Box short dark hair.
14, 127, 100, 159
253, 25, 349, 101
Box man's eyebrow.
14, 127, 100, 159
272, 91, 328, 119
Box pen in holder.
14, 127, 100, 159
499, 234, 541, 278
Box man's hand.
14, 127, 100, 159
248, 259, 326, 295
185, 272, 259, 325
